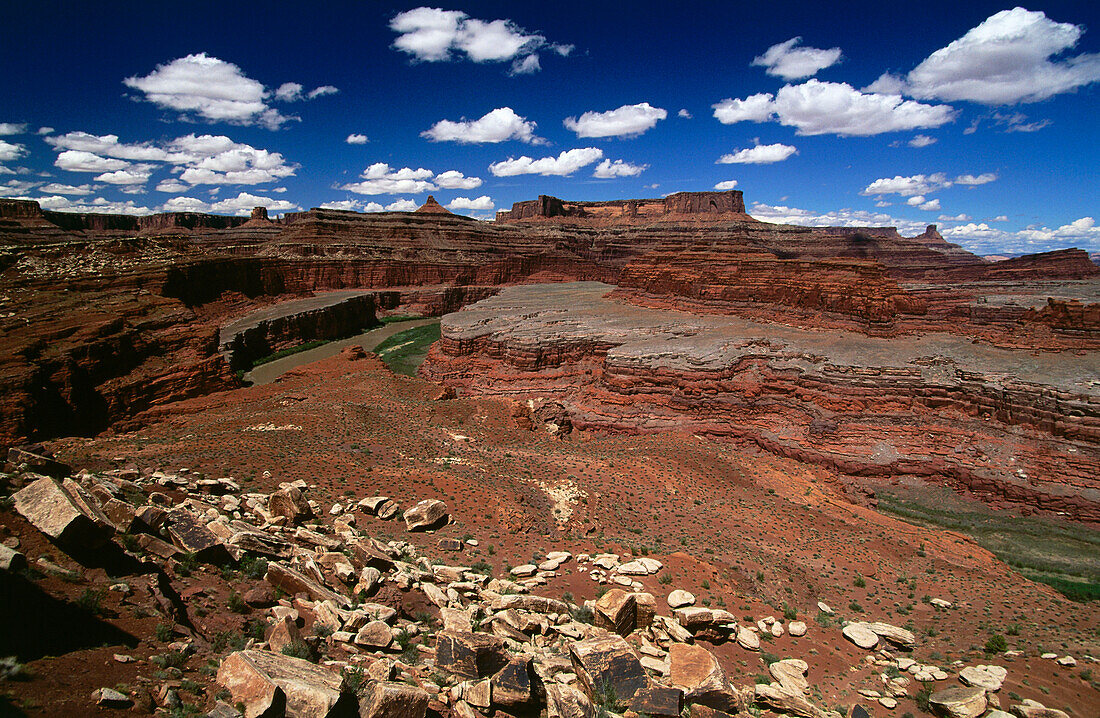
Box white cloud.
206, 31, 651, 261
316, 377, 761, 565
713, 180, 739, 190
161, 196, 213, 212
209, 191, 300, 215
32, 195, 155, 215
955, 172, 997, 186
274, 82, 303, 102
943, 216, 1100, 255
712, 93, 777, 124
319, 199, 363, 211
939, 213, 971, 222
991, 215, 1009, 222
422, 107, 541, 144
168, 135, 297, 185
717, 143, 797, 164
750, 201, 928, 234
0, 179, 41, 194
434, 170, 482, 189
992, 112, 1052, 133
0, 140, 27, 162
47, 132, 171, 161
318, 198, 418, 212
339, 163, 437, 195
346, 134, 369, 144
389, 7, 571, 72
592, 159, 647, 178
773, 80, 956, 136
879, 8, 1100, 105
918, 198, 940, 211
446, 195, 494, 211
909, 134, 937, 147
124, 53, 296, 129
862, 173, 951, 197
155, 179, 190, 193
0, 123, 28, 135
751, 37, 842, 80
385, 199, 418, 211
94, 164, 156, 186
905, 195, 926, 206
37, 127, 54, 135
39, 182, 95, 195
307, 85, 338, 99
488, 147, 603, 177
678, 109, 692, 119
55, 150, 130, 173
564, 102, 667, 138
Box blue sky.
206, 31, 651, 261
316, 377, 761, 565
1, 1, 1098, 255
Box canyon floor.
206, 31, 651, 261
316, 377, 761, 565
2, 342, 1096, 716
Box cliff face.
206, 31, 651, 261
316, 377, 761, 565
421, 283, 1100, 522
495, 190, 749, 222
614, 251, 928, 326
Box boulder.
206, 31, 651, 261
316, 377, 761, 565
754, 683, 826, 718
265, 615, 303, 654
268, 486, 312, 524
633, 591, 657, 629
164, 510, 231, 563
959, 665, 1007, 692
630, 684, 683, 716
545, 683, 595, 718
354, 621, 393, 650
842, 622, 879, 650
91, 687, 132, 708
667, 590, 696, 608
788, 620, 807, 637
735, 625, 760, 650
928, 686, 988, 718
490, 656, 533, 707
669, 643, 739, 712
13, 476, 114, 549
0, 544, 27, 572
594, 588, 637, 636
688, 706, 738, 718
358, 681, 429, 718
402, 499, 448, 531
7, 448, 70, 477
1011, 705, 1070, 718
435, 631, 508, 679
569, 634, 648, 710
217, 650, 350, 718
867, 621, 917, 647
265, 562, 350, 607
768, 659, 809, 694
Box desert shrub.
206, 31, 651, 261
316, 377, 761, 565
984, 634, 1007, 654
76, 588, 106, 615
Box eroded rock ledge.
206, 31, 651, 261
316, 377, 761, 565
421, 282, 1100, 521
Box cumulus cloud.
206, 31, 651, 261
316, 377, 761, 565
870, 8, 1100, 105
389, 7, 572, 73
909, 134, 937, 147
861, 173, 952, 196
308, 85, 338, 99
124, 53, 297, 129
712, 93, 777, 124
713, 81, 955, 136
434, 170, 482, 189
0, 179, 41, 194
54, 150, 130, 173
717, 143, 797, 164
39, 182, 95, 195
155, 179, 191, 193
592, 159, 647, 178
939, 213, 971, 222
422, 107, 541, 144
955, 172, 997, 186
488, 147, 604, 177
318, 198, 418, 212
32, 195, 155, 215
346, 134, 369, 144
750, 201, 928, 234
0, 140, 27, 163
564, 102, 667, 138
339, 163, 438, 195
447, 195, 494, 211
209, 191, 300, 215
47, 132, 171, 161
751, 37, 842, 80
678, 109, 692, 119
95, 164, 157, 186
37, 127, 54, 135
274, 83, 339, 102
0, 123, 28, 135
713, 180, 739, 190
943, 216, 1100, 255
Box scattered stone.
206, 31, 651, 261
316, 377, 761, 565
630, 684, 684, 717
545, 683, 594, 718
754, 682, 825, 718
789, 620, 807, 637
217, 649, 350, 718
959, 665, 1006, 691
768, 658, 809, 694
569, 634, 648, 710
1056, 655, 1076, 667
265, 561, 350, 607
354, 621, 394, 650
667, 589, 696, 608
843, 623, 880, 650
736, 625, 760, 650
92, 687, 132, 708
817, 601, 833, 614
0, 543, 27, 572
928, 686, 987, 718
490, 655, 533, 707
867, 621, 916, 647
403, 499, 448, 531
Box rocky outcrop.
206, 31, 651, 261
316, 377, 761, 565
614, 250, 927, 327
422, 282, 1100, 521
496, 190, 749, 222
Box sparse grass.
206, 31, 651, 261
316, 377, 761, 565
280, 640, 317, 662
76, 587, 106, 615
251, 340, 330, 368
373, 322, 441, 375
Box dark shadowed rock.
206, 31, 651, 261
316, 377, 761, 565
490, 655, 533, 708
358, 681, 429, 718
630, 684, 683, 716
435, 631, 508, 679
569, 634, 648, 710
164, 510, 231, 563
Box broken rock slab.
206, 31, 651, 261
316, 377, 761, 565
435, 631, 508, 680
217, 649, 351, 718
594, 588, 637, 637
403, 499, 449, 531
358, 680, 429, 718
669, 643, 741, 712
265, 561, 350, 607
13, 476, 114, 549
569, 634, 648, 711
928, 686, 988, 718
959, 664, 1007, 692
842, 622, 880, 650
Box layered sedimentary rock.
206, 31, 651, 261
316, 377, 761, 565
495, 190, 749, 222
422, 283, 1100, 521
614, 250, 928, 327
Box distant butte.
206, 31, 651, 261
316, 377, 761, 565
414, 195, 453, 214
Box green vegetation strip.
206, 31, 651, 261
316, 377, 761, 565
381, 314, 425, 324
250, 340, 330, 368
876, 489, 1100, 601
372, 321, 441, 376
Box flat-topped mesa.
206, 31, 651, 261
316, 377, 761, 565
614, 250, 928, 327
495, 190, 751, 223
